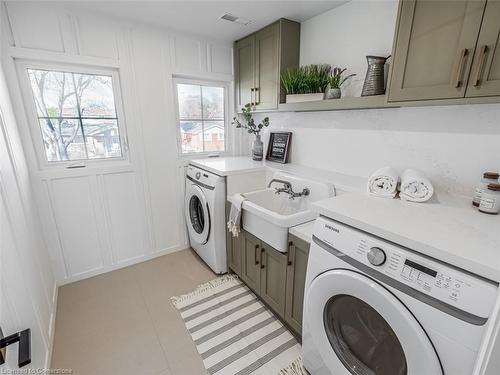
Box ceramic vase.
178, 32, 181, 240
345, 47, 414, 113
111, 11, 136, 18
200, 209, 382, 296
326, 87, 341, 99
361, 55, 389, 96
252, 134, 263, 161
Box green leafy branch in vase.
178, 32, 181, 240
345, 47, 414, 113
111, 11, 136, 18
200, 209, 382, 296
232, 103, 270, 135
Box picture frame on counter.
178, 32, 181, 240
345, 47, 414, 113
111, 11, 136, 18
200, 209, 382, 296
266, 132, 292, 164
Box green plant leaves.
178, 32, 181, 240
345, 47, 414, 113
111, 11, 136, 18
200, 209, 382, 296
281, 65, 356, 93
231, 104, 270, 135
281, 64, 331, 94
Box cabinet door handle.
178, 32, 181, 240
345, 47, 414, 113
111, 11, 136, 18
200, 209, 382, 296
455, 48, 469, 88
473, 45, 489, 87
250, 88, 255, 106
254, 244, 259, 265
260, 247, 265, 269
287, 241, 293, 266
255, 87, 260, 105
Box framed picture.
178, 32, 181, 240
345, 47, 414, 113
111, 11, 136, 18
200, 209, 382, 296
266, 132, 292, 163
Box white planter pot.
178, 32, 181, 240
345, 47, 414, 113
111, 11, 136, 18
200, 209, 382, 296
286, 93, 325, 103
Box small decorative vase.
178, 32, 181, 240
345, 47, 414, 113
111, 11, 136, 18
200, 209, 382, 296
361, 55, 389, 96
326, 87, 341, 99
252, 134, 263, 161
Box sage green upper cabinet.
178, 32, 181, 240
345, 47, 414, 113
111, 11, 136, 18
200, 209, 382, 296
466, 0, 500, 97
235, 35, 255, 109
254, 23, 280, 110
389, 0, 486, 101
234, 19, 300, 111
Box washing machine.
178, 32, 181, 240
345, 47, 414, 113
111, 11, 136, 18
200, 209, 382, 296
185, 164, 226, 274
303, 216, 498, 375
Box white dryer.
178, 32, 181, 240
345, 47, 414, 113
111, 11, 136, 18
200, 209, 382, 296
185, 164, 226, 274
303, 216, 498, 375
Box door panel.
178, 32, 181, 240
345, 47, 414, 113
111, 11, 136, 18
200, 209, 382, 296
240, 230, 261, 294
235, 35, 255, 109
285, 236, 310, 336
254, 23, 279, 110
260, 241, 287, 318
389, 0, 486, 101
466, 0, 500, 97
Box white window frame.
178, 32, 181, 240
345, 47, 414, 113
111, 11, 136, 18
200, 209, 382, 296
173, 77, 230, 158
16, 60, 130, 170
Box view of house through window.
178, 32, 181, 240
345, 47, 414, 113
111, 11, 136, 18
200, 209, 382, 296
176, 82, 225, 154
27, 68, 122, 162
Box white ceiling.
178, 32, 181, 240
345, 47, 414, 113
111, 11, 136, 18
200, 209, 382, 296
60, 1, 349, 42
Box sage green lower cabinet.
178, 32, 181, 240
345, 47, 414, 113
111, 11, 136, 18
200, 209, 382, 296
224, 226, 310, 337
240, 230, 262, 294
285, 235, 310, 336
260, 241, 288, 318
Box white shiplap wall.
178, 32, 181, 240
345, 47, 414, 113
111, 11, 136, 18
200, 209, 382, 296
1, 2, 235, 285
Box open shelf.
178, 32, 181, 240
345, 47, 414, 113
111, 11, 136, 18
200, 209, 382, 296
277, 95, 399, 112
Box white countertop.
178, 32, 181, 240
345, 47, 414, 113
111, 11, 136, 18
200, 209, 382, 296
312, 191, 500, 282
190, 157, 265, 176
289, 221, 315, 244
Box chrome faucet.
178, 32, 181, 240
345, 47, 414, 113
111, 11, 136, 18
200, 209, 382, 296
267, 179, 310, 199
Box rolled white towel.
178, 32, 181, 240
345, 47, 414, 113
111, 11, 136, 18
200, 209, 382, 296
367, 167, 399, 198
399, 169, 434, 203
227, 193, 246, 237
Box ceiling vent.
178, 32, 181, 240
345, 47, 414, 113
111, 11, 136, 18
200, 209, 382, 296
220, 13, 252, 26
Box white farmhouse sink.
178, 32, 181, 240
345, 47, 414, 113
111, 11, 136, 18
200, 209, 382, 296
241, 172, 335, 252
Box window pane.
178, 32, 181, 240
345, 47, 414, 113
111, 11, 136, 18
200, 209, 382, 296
75, 74, 116, 118
203, 121, 225, 152
28, 69, 78, 117
39, 119, 86, 161
202, 86, 224, 119
177, 84, 202, 119
180, 121, 203, 153
82, 119, 122, 159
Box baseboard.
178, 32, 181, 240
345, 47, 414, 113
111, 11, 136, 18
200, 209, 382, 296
56, 243, 190, 286
44, 282, 59, 369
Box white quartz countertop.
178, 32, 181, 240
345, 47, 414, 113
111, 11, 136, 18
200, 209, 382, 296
312, 191, 500, 282
190, 157, 265, 176
289, 221, 315, 244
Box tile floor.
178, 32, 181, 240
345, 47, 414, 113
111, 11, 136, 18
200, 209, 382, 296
51, 249, 216, 375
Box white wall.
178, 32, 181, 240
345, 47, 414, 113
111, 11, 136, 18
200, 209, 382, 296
1, 1, 236, 284
300, 0, 399, 97
0, 14, 56, 367
255, 0, 500, 196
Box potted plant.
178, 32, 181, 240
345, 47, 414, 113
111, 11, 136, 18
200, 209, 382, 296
232, 103, 270, 160
281, 64, 330, 103
326, 67, 356, 99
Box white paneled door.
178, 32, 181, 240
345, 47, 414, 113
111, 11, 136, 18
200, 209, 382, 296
0, 110, 53, 370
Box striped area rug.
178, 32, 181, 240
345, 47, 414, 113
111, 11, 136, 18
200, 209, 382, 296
171, 274, 306, 375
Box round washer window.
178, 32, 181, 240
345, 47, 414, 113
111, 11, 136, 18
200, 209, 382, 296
189, 195, 205, 234
324, 294, 407, 375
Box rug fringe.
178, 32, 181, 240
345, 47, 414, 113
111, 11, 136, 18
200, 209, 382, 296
171, 273, 240, 307
278, 357, 308, 375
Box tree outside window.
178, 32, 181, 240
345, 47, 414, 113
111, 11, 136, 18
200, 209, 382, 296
27, 68, 122, 162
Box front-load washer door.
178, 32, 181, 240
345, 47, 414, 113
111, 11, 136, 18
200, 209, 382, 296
305, 269, 443, 375
185, 184, 210, 245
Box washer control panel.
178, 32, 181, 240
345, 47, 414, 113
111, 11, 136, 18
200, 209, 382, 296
314, 217, 498, 319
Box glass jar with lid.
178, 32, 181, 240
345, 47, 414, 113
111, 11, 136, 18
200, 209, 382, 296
479, 183, 500, 215
473, 172, 499, 207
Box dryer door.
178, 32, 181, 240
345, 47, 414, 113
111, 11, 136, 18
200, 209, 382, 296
305, 269, 442, 375
185, 184, 210, 245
